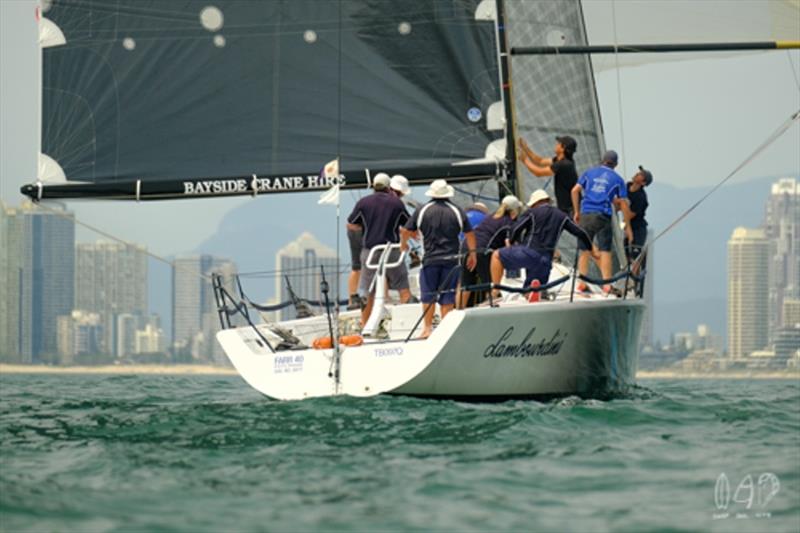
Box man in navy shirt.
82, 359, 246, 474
491, 190, 595, 296
626, 165, 652, 294
347, 173, 411, 324
401, 179, 477, 338
571, 150, 633, 294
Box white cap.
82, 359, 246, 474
527, 189, 551, 206
373, 172, 391, 189
390, 174, 411, 196
425, 179, 455, 199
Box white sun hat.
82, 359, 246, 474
390, 174, 411, 196
527, 189, 551, 206
425, 179, 454, 199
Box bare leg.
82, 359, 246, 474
599, 251, 613, 291
398, 288, 412, 304
440, 303, 454, 318
420, 302, 436, 338
490, 250, 504, 298
348, 270, 360, 305
459, 289, 471, 309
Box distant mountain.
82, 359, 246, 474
147, 174, 796, 345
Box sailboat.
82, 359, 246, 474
20, 0, 796, 400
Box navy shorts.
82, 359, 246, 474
347, 228, 363, 270
578, 213, 613, 252
420, 263, 460, 305
498, 246, 552, 287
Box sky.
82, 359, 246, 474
1, 1, 798, 262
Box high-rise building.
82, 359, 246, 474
172, 255, 237, 362
763, 177, 799, 342
727, 227, 769, 359
56, 310, 104, 364
116, 313, 139, 358
275, 232, 339, 321
0, 202, 74, 363
784, 299, 800, 327
75, 241, 147, 355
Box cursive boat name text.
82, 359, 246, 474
483, 327, 566, 358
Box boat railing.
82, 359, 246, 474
212, 246, 647, 348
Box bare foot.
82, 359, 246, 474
419, 329, 432, 340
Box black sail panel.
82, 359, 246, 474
31, 0, 502, 200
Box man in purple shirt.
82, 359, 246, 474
347, 173, 411, 324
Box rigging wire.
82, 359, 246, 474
634, 108, 800, 267
33, 201, 214, 282
610, 0, 627, 177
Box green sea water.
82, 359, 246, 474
1, 375, 798, 533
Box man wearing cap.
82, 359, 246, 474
570, 150, 633, 294
347, 172, 412, 325
461, 195, 522, 307
400, 179, 477, 338
491, 190, 595, 296
626, 165, 653, 293
518, 136, 578, 215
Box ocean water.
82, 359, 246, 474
0, 375, 798, 533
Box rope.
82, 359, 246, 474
610, 0, 628, 177
33, 201, 213, 282
633, 108, 800, 268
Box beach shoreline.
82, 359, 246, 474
0, 364, 238, 376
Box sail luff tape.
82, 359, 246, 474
365, 168, 372, 188
251, 174, 258, 197
135, 180, 141, 202
776, 41, 800, 49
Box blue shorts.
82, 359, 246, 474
420, 263, 460, 305
498, 246, 552, 287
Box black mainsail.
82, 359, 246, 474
23, 0, 506, 201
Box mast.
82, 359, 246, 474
494, 0, 518, 199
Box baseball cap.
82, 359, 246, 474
602, 150, 619, 167
555, 135, 577, 154
638, 165, 653, 186
373, 172, 391, 189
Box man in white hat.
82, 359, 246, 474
400, 179, 477, 338
490, 189, 596, 297
347, 172, 412, 324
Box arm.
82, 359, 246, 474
399, 227, 416, 252
614, 198, 634, 241
571, 184, 583, 221
518, 138, 552, 166
520, 156, 554, 178
346, 222, 362, 232
464, 231, 477, 271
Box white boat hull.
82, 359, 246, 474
217, 298, 645, 401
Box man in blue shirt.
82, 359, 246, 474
570, 150, 633, 293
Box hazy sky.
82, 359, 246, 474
1, 0, 798, 257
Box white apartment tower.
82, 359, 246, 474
727, 227, 770, 359
275, 232, 339, 321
